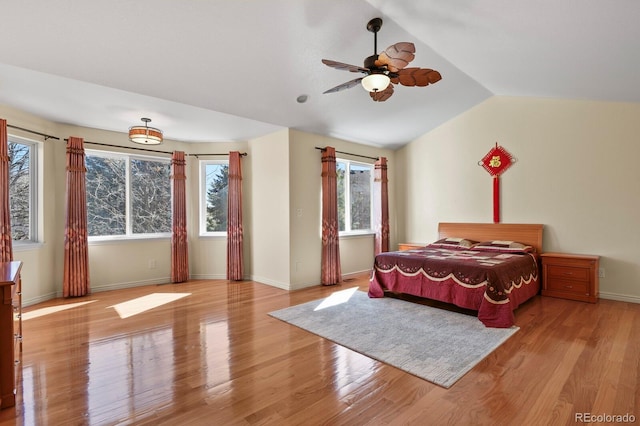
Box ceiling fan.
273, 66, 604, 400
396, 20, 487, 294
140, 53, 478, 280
322, 17, 442, 102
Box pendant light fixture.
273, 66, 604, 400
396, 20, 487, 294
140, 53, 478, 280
129, 118, 163, 145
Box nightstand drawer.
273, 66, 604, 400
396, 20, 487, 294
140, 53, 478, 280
398, 243, 425, 251
545, 278, 588, 294
547, 265, 590, 282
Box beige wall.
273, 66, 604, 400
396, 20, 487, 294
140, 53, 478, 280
3, 100, 393, 303
248, 129, 395, 290
286, 130, 396, 289
10, 95, 640, 303
8, 94, 640, 304
288, 130, 321, 289
397, 96, 640, 302
3, 106, 64, 304
188, 141, 249, 280
248, 129, 292, 288
2, 104, 251, 303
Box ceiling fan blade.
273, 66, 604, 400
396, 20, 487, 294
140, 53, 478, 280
323, 77, 364, 94
391, 68, 442, 87
322, 59, 369, 73
375, 42, 415, 72
370, 84, 394, 102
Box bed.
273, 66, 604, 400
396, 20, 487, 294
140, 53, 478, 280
368, 223, 544, 328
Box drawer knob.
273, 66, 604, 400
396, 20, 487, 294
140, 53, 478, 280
563, 285, 573, 289
563, 272, 573, 275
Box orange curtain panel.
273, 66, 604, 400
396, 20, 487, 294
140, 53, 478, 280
226, 151, 244, 281
171, 151, 189, 283
373, 156, 389, 255
321, 147, 341, 285
0, 119, 12, 262
63, 136, 90, 297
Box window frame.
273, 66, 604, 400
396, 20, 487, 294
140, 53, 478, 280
86, 149, 172, 242
7, 135, 40, 246
336, 158, 374, 236
199, 159, 229, 237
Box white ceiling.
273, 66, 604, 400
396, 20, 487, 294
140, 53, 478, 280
1, 0, 639, 149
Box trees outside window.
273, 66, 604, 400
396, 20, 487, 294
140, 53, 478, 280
336, 159, 373, 233
130, 158, 171, 234
8, 139, 37, 242
86, 151, 171, 238
86, 155, 126, 236
200, 161, 228, 234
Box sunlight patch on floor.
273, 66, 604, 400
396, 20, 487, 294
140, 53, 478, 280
109, 293, 191, 319
22, 300, 97, 320
314, 287, 358, 311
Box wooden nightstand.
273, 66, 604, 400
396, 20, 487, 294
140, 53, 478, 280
541, 252, 599, 303
397, 243, 425, 251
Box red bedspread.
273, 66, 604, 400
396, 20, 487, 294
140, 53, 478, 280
368, 246, 540, 328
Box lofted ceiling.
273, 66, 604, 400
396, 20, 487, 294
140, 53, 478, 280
1, 1, 639, 150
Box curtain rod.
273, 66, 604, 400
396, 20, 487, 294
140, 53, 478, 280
67, 139, 173, 154
189, 152, 247, 157
315, 146, 379, 161
8, 124, 60, 140
65, 139, 248, 157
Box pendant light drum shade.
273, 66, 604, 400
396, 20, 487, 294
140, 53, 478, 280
129, 118, 163, 145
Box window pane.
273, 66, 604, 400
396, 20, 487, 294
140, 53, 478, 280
86, 155, 126, 236
336, 162, 346, 232
205, 164, 228, 232
131, 159, 171, 234
8, 143, 30, 241
349, 164, 371, 231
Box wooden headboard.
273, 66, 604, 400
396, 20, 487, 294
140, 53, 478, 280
438, 223, 544, 253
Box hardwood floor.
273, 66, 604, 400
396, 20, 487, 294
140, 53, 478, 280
0, 273, 638, 425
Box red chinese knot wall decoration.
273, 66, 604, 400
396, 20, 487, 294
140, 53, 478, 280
479, 143, 514, 223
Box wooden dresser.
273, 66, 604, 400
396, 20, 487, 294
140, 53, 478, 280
0, 261, 22, 409
540, 253, 599, 303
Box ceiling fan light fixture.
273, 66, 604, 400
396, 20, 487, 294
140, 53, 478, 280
361, 73, 390, 93
129, 117, 163, 145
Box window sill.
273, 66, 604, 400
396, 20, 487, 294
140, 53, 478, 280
12, 241, 45, 252
198, 233, 227, 239
339, 231, 376, 239
89, 234, 171, 245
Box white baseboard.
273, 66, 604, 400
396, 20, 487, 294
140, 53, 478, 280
342, 269, 372, 281
189, 273, 227, 280
23, 278, 173, 307
90, 278, 172, 293
599, 291, 640, 304
287, 270, 373, 291
249, 275, 290, 290
22, 269, 376, 306
289, 280, 320, 291
22, 292, 59, 308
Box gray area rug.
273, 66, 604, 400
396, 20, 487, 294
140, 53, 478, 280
269, 288, 518, 388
